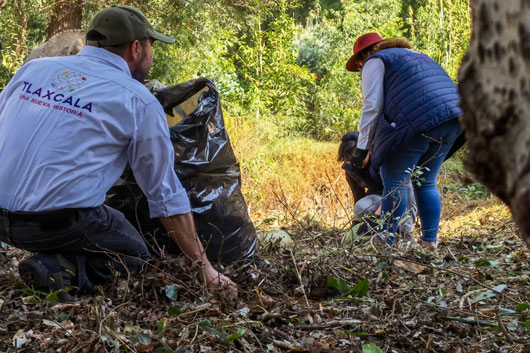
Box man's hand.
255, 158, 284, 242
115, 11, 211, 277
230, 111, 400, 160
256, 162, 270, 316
159, 213, 238, 297
200, 264, 238, 297
350, 148, 368, 168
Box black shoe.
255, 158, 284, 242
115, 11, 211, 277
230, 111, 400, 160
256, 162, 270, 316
19, 253, 77, 300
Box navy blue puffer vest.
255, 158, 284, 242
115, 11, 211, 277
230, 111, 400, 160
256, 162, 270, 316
367, 48, 462, 168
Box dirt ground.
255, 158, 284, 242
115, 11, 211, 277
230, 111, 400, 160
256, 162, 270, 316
0, 196, 529, 353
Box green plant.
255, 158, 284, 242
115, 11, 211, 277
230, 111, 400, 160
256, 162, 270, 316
406, 166, 430, 187
458, 183, 491, 200
20, 286, 74, 304
362, 343, 383, 353
327, 276, 370, 297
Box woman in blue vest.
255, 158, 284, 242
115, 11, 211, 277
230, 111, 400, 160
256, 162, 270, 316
346, 33, 463, 251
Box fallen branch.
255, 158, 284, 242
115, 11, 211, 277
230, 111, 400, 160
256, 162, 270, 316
495, 306, 514, 344
443, 316, 497, 327
259, 312, 284, 321
178, 303, 212, 317
271, 339, 308, 351
458, 289, 483, 310
294, 319, 362, 330
290, 250, 310, 308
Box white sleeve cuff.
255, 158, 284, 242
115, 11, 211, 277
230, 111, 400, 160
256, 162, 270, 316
147, 188, 191, 218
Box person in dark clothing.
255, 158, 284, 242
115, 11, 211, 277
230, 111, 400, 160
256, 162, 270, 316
339, 131, 417, 237
338, 132, 383, 203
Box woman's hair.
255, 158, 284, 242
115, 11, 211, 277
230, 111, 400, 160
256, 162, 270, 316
357, 38, 412, 67
338, 131, 359, 162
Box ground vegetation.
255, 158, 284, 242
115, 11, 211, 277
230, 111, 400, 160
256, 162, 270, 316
1, 1, 528, 351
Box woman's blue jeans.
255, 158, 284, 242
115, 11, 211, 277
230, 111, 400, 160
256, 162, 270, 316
379, 119, 462, 243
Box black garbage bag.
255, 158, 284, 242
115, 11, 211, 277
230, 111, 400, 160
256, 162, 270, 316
106, 78, 258, 265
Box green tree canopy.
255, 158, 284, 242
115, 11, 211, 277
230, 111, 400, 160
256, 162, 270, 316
0, 0, 470, 140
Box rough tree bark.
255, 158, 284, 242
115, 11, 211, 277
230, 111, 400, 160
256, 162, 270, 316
458, 0, 530, 247
47, 0, 83, 40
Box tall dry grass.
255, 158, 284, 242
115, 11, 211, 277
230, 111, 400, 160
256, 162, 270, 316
226, 119, 505, 238
226, 117, 354, 230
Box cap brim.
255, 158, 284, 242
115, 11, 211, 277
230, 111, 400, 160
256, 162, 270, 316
152, 31, 174, 44
346, 54, 361, 72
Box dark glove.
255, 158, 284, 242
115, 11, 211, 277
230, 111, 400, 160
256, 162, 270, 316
350, 148, 368, 169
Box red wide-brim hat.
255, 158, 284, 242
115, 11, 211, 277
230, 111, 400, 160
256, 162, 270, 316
346, 32, 383, 72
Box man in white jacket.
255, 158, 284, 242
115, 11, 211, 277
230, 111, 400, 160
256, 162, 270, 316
0, 6, 236, 299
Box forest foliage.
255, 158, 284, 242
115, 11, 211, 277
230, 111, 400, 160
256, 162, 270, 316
0, 0, 470, 140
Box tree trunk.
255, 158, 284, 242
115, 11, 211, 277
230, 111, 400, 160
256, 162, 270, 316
16, 11, 28, 55
458, 0, 530, 247
13, 0, 28, 55
47, 0, 84, 40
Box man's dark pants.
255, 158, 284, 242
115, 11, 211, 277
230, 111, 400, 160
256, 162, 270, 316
0, 205, 151, 292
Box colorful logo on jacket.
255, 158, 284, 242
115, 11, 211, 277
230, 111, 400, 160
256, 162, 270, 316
18, 69, 93, 117
50, 71, 87, 92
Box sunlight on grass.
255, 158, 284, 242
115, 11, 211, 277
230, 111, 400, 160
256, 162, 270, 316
226, 116, 352, 228
226, 115, 510, 237
439, 200, 511, 238
226, 118, 504, 235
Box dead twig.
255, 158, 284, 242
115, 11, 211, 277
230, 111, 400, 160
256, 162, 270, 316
105, 326, 137, 353
271, 339, 308, 351
259, 312, 284, 321
421, 335, 434, 353
445, 245, 459, 262
290, 250, 310, 308
294, 319, 362, 330
495, 305, 514, 344
189, 324, 199, 345
458, 289, 483, 310
255, 286, 269, 313
177, 303, 212, 317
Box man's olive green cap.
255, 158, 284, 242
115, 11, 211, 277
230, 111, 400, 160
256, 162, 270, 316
86, 5, 174, 46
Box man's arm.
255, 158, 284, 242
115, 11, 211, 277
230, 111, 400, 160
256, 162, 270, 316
159, 212, 237, 296
128, 101, 236, 296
